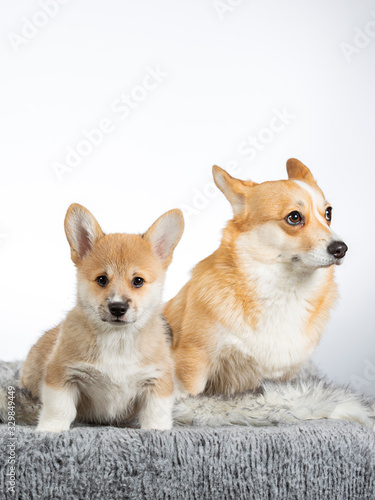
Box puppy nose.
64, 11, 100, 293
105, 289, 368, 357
109, 302, 129, 318
327, 241, 348, 259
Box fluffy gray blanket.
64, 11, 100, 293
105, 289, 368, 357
1, 361, 374, 499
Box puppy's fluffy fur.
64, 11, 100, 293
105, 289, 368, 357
165, 159, 348, 396
20, 204, 184, 432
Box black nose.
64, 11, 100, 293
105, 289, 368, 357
327, 241, 348, 259
109, 302, 129, 318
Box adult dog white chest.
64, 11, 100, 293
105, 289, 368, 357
216, 262, 328, 380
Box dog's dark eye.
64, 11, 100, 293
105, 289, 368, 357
286, 211, 303, 225
325, 207, 332, 222
132, 277, 144, 288
96, 275, 108, 287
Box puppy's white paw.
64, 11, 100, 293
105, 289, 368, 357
36, 384, 77, 433
36, 420, 71, 433
139, 395, 174, 430
141, 419, 172, 431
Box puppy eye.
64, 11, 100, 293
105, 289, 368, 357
325, 207, 332, 222
132, 277, 144, 288
96, 275, 108, 287
286, 211, 303, 226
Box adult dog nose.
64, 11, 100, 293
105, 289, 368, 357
327, 241, 348, 259
109, 302, 129, 318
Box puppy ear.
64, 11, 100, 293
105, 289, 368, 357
144, 209, 184, 267
286, 158, 316, 183
64, 204, 104, 264
212, 165, 255, 216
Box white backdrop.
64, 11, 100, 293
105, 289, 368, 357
1, 0, 374, 395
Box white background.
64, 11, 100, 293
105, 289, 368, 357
0, 0, 374, 395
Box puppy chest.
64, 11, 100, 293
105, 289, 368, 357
70, 357, 161, 420
94, 357, 161, 397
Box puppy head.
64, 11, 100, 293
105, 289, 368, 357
64, 204, 184, 329
213, 159, 348, 270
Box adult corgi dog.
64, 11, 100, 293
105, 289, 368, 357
21, 204, 184, 432
164, 159, 347, 396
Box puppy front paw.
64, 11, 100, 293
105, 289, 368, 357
36, 420, 71, 433
141, 419, 173, 431
141, 420, 172, 430
139, 399, 174, 430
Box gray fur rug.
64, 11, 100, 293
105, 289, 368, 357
1, 361, 375, 499
1, 360, 374, 430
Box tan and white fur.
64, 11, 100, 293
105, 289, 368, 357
20, 204, 184, 432
165, 159, 348, 397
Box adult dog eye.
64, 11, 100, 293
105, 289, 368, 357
286, 211, 303, 225
132, 277, 144, 288
325, 207, 332, 222
96, 275, 108, 287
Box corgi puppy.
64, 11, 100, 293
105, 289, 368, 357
20, 204, 184, 432
164, 159, 348, 396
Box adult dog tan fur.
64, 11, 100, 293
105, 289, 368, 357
165, 159, 345, 396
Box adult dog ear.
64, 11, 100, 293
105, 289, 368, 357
286, 158, 316, 183
64, 204, 105, 264
212, 165, 256, 216
144, 209, 184, 268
